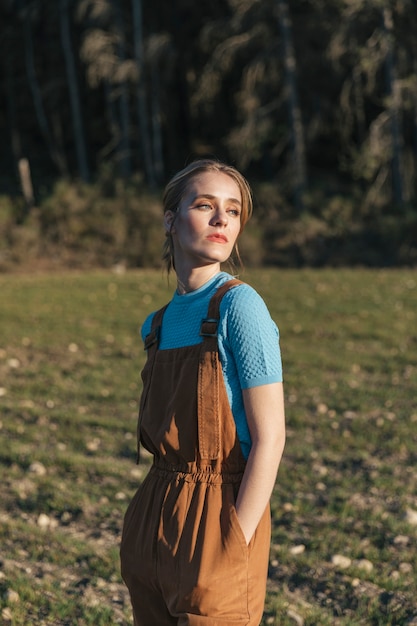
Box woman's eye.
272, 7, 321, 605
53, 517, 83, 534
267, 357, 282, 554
228, 208, 240, 217
195, 203, 212, 210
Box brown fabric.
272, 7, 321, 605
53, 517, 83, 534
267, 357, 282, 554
120, 280, 271, 625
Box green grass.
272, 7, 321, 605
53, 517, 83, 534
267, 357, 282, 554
1, 268, 416, 625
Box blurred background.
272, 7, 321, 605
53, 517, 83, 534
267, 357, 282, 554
0, 0, 416, 270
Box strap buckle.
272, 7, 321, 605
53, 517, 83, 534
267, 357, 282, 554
199, 318, 218, 337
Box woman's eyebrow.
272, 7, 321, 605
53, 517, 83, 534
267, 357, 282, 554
192, 193, 242, 205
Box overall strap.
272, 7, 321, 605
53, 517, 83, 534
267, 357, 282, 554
137, 304, 168, 463
144, 305, 168, 351
198, 279, 243, 460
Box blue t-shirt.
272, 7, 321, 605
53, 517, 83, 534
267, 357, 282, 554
141, 272, 282, 458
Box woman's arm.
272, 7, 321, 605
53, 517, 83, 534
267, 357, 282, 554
235, 382, 286, 544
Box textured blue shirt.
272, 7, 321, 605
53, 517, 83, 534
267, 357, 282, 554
141, 272, 282, 458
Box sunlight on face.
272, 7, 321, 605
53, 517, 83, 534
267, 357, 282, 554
169, 171, 242, 271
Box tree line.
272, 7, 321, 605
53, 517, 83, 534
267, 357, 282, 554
0, 0, 416, 267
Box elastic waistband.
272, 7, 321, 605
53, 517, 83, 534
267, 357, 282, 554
150, 462, 244, 484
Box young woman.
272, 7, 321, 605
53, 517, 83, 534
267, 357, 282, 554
120, 159, 286, 625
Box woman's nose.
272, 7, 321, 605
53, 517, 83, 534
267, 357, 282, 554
210, 207, 228, 225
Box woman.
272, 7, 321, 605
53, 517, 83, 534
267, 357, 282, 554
120, 159, 286, 625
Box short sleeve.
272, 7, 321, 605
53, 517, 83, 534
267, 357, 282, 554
220, 284, 283, 388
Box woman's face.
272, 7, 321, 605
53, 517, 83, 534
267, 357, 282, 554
166, 171, 242, 271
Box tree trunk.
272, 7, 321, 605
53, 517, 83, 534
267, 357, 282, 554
414, 57, 417, 202
412, 3, 417, 202
132, 0, 155, 188
277, 0, 307, 213
4, 30, 22, 169
383, 6, 404, 207
18, 158, 35, 210
103, 79, 119, 155
60, 0, 90, 182
111, 0, 132, 179
5, 43, 35, 211
24, 10, 68, 177
150, 53, 164, 185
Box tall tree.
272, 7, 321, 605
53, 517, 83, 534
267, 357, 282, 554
79, 0, 123, 174
277, 0, 307, 213
23, 1, 68, 176
327, 0, 405, 207
132, 0, 155, 187
60, 0, 90, 182
382, 4, 404, 206
3, 22, 23, 183
147, 33, 172, 186
111, 0, 132, 178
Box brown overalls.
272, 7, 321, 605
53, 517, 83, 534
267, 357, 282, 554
120, 280, 271, 625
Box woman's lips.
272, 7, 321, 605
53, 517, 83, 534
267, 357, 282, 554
207, 234, 228, 243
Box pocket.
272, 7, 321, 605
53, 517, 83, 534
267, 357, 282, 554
229, 503, 251, 552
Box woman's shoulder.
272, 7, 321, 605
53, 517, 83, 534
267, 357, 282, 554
221, 279, 269, 314
220, 278, 278, 340
141, 303, 170, 339
140, 311, 155, 341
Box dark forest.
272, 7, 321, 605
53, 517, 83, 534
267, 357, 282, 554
1, 0, 416, 269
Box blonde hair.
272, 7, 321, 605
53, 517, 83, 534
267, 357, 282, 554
162, 159, 253, 273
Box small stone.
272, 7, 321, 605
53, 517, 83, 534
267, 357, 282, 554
37, 513, 51, 529
130, 467, 142, 479
405, 509, 417, 525
28, 462, 47, 476
287, 608, 304, 625
6, 589, 20, 603
21, 399, 35, 408
399, 562, 413, 574
394, 535, 410, 546
2, 607, 13, 623
290, 544, 305, 555
61, 511, 72, 524
355, 559, 373, 573
86, 438, 101, 452
7, 358, 20, 369
332, 554, 352, 569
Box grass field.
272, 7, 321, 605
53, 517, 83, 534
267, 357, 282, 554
1, 268, 416, 625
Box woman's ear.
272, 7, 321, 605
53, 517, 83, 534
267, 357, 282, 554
164, 210, 177, 234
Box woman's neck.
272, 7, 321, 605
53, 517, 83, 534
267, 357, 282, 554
175, 264, 221, 294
